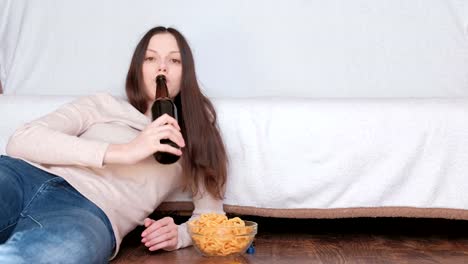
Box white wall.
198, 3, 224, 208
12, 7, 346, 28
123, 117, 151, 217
1, 0, 468, 98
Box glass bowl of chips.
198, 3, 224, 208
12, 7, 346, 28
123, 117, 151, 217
188, 214, 258, 257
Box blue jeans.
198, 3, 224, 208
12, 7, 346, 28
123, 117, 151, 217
0, 155, 115, 264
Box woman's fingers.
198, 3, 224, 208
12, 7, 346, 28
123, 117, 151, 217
157, 144, 182, 156
125, 115, 184, 163
152, 125, 185, 148
141, 217, 173, 237
143, 226, 176, 247
149, 237, 178, 251
151, 114, 181, 131
144, 218, 155, 227
141, 217, 178, 251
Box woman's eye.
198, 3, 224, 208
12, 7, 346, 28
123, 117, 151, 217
170, 59, 181, 64
144, 57, 155, 62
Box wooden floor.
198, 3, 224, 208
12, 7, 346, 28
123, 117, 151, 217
111, 215, 468, 264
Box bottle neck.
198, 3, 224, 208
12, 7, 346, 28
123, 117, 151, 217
155, 75, 169, 99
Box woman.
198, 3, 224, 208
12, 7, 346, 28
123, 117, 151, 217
0, 26, 227, 263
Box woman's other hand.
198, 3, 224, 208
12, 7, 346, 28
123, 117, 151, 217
104, 114, 185, 164
141, 217, 179, 251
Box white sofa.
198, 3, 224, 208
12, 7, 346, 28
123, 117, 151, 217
2, 0, 468, 220
2, 95, 468, 220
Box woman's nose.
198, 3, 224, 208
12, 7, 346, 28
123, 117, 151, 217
158, 62, 167, 72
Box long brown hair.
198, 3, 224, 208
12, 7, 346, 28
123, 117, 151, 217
126, 26, 227, 199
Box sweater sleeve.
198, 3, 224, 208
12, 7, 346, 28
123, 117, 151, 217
174, 189, 225, 250
6, 93, 113, 168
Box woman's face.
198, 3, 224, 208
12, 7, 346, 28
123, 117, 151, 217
142, 33, 182, 104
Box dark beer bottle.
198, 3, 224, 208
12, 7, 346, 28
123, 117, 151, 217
151, 74, 180, 164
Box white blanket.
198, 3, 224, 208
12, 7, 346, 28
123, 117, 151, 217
2, 95, 468, 211
218, 98, 468, 210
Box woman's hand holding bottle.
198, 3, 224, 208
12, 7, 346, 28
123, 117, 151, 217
104, 114, 185, 165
